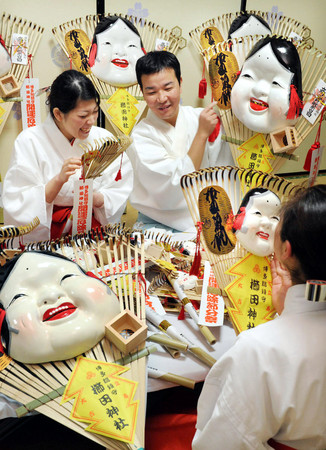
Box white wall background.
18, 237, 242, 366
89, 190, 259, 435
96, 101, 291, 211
0, 0, 325, 179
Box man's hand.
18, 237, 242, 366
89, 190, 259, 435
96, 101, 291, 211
197, 101, 219, 139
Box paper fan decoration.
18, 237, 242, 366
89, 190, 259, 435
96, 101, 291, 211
52, 13, 186, 137
189, 10, 314, 54
80, 135, 132, 179
201, 35, 326, 173
0, 225, 147, 449
0, 13, 44, 135
181, 166, 303, 330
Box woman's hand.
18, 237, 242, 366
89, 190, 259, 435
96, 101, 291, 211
45, 158, 81, 204
270, 255, 292, 315
93, 191, 104, 208
58, 157, 82, 183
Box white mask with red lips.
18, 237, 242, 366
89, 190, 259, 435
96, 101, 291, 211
0, 252, 120, 364
231, 43, 297, 133
235, 191, 281, 257
91, 18, 144, 87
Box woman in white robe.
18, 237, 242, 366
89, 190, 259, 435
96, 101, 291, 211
3, 70, 132, 243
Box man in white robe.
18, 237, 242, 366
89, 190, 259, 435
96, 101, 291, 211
127, 51, 233, 232
3, 114, 133, 242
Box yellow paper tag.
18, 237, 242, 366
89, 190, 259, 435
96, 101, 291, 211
237, 133, 274, 173
225, 253, 276, 333
0, 104, 5, 124
61, 356, 139, 443
199, 185, 236, 255
65, 29, 91, 74
106, 89, 139, 135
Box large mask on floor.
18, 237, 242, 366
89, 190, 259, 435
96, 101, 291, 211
0, 251, 120, 364
89, 16, 145, 87
232, 188, 280, 256
230, 36, 303, 134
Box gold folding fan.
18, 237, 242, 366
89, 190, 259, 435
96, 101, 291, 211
0, 13, 44, 135
201, 35, 326, 173
0, 225, 147, 450
52, 13, 186, 137
189, 10, 314, 53
181, 166, 303, 299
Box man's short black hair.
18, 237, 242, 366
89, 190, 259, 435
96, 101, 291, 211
136, 51, 181, 90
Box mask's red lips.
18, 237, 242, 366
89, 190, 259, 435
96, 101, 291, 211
257, 231, 269, 240
111, 59, 128, 68
43, 302, 76, 322
250, 98, 268, 111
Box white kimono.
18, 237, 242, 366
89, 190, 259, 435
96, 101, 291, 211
3, 115, 133, 242
127, 106, 233, 231
193, 284, 326, 450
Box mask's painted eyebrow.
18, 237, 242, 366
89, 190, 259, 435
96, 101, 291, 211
60, 274, 77, 284
7, 293, 27, 308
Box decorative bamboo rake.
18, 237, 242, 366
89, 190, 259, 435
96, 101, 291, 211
0, 13, 44, 134
0, 225, 147, 450
201, 35, 326, 173
189, 10, 314, 53
52, 13, 186, 136
181, 166, 303, 292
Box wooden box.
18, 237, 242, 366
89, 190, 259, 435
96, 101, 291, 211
270, 127, 301, 154
0, 74, 20, 98
105, 309, 147, 354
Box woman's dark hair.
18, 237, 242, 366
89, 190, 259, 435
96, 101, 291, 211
280, 184, 326, 282
92, 15, 144, 49
245, 36, 303, 100
228, 12, 271, 39
47, 69, 100, 118
136, 51, 181, 90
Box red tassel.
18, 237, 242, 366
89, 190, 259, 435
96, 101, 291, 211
88, 43, 97, 67
303, 143, 319, 171
303, 106, 325, 171
178, 306, 186, 320
189, 222, 203, 277
198, 62, 207, 99
178, 300, 199, 320
191, 300, 200, 310
198, 78, 207, 99
141, 47, 146, 55
287, 84, 303, 120
115, 154, 123, 181
208, 116, 221, 142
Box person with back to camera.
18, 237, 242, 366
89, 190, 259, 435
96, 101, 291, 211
193, 184, 326, 449
3, 69, 133, 243
126, 51, 234, 233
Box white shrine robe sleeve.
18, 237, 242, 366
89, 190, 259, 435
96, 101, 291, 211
193, 332, 279, 450
3, 133, 54, 241
128, 129, 195, 210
